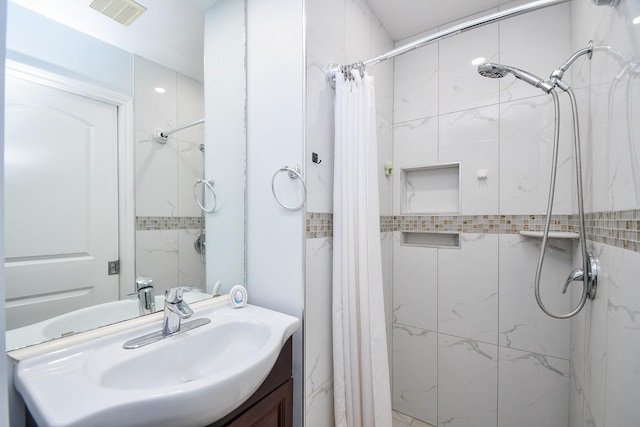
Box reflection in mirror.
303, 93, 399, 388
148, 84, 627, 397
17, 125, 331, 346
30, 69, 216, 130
133, 55, 207, 297
4, 0, 246, 351
4, 64, 129, 349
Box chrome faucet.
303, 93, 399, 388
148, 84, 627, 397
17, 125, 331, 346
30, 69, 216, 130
135, 276, 156, 315
163, 287, 194, 335
123, 286, 209, 349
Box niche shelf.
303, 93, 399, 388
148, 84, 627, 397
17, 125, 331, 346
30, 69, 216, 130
402, 232, 460, 249
401, 163, 460, 214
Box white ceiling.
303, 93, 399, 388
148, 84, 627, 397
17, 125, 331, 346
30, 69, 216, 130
368, 0, 518, 41
9, 0, 518, 82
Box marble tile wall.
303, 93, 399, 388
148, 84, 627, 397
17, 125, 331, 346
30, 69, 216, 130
134, 56, 205, 295
390, 2, 574, 426
305, 0, 640, 426
390, 232, 572, 427
304, 0, 394, 425
568, 2, 640, 426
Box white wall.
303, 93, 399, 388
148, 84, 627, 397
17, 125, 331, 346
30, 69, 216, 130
568, 1, 640, 426
245, 0, 305, 425
304, 0, 395, 425
1, 0, 9, 423
204, 0, 246, 294
390, 2, 574, 426
9, 0, 207, 82
6, 2, 132, 96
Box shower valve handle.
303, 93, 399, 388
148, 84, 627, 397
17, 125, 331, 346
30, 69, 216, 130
562, 269, 584, 294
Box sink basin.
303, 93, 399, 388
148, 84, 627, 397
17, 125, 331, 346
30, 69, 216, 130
97, 314, 269, 390
13, 300, 299, 427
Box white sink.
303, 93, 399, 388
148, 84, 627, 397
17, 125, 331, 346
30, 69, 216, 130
13, 300, 299, 427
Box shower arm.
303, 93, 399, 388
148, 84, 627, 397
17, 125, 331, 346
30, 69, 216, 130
548, 42, 639, 91
546, 42, 595, 91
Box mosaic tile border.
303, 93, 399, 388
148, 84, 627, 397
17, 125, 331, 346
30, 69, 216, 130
136, 216, 203, 231
306, 210, 640, 253
584, 210, 639, 252
306, 213, 333, 239
394, 214, 576, 234
306, 213, 394, 238
380, 216, 395, 233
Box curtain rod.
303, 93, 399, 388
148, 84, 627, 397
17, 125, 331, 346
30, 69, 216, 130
325, 0, 570, 86
153, 118, 205, 144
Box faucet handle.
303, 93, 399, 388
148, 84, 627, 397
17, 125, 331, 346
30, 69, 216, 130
165, 286, 190, 304
136, 276, 154, 291
562, 268, 584, 294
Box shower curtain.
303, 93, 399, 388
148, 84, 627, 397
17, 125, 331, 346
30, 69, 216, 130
332, 69, 392, 427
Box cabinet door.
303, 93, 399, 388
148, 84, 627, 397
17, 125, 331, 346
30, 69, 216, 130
228, 379, 293, 427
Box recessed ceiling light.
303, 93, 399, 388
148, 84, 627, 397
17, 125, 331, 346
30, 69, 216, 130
154, 87, 166, 94
471, 57, 486, 66
633, 15, 640, 25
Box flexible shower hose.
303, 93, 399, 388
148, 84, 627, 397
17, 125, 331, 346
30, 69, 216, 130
534, 88, 590, 319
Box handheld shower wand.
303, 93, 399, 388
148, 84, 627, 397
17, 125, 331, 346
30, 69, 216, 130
477, 62, 554, 93
477, 52, 599, 319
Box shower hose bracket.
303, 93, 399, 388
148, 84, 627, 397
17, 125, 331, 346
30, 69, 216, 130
586, 252, 598, 300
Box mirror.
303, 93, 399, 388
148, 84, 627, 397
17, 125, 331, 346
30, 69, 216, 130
4, 0, 246, 351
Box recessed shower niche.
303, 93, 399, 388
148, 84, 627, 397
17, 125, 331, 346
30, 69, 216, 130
401, 163, 460, 214
402, 231, 460, 249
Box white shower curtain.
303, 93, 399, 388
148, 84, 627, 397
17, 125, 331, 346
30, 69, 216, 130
332, 69, 392, 427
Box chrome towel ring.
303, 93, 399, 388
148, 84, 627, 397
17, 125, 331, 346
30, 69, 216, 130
271, 164, 307, 211
193, 177, 217, 213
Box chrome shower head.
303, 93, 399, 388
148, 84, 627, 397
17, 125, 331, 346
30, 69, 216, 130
477, 62, 553, 93
477, 62, 510, 78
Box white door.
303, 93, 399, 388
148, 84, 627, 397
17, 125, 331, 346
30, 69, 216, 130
4, 74, 120, 330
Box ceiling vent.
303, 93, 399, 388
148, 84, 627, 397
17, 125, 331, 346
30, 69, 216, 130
89, 0, 147, 26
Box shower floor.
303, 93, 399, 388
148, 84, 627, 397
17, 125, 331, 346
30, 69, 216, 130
392, 411, 434, 427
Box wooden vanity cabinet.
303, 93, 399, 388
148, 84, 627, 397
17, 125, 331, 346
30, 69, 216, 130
207, 337, 293, 427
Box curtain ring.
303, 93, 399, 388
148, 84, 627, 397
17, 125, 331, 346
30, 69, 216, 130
271, 164, 307, 211
193, 177, 217, 213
